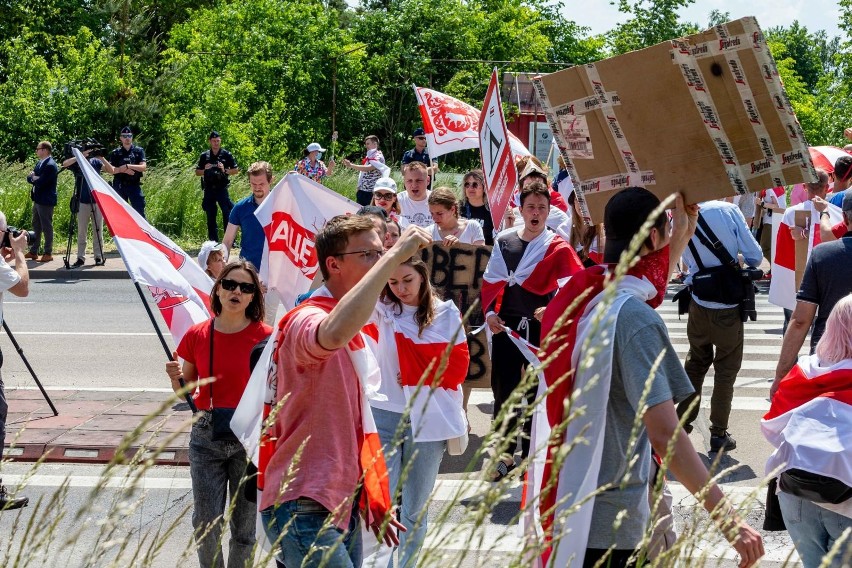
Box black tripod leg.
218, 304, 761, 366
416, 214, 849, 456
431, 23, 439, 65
92, 200, 106, 265
64, 196, 78, 269
2, 321, 58, 416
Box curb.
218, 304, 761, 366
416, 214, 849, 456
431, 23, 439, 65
6, 443, 189, 466
29, 268, 129, 280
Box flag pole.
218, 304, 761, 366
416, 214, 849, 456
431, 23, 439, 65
2, 321, 58, 416
133, 282, 198, 413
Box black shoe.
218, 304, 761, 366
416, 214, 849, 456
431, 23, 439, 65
710, 432, 737, 452
0, 484, 28, 511
72, 258, 85, 268
94, 258, 104, 266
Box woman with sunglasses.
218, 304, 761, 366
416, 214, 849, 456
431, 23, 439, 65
427, 187, 485, 248
169, 260, 272, 568
459, 170, 494, 245
371, 177, 409, 228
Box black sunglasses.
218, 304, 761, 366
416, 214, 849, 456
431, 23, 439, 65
220, 278, 257, 294
463, 182, 480, 188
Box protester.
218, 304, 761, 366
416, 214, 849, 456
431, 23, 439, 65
754, 187, 786, 270
294, 142, 334, 184
370, 177, 409, 228
537, 188, 763, 568
426, 187, 485, 247
0, 212, 30, 510
773, 192, 852, 393
790, 183, 808, 206
764, 293, 852, 568
25, 141, 58, 262
401, 128, 438, 183
567, 190, 604, 267
828, 155, 852, 207
356, 205, 389, 245
481, 181, 582, 479
197, 241, 226, 279
398, 162, 433, 227
343, 134, 386, 206
385, 219, 401, 250
62, 149, 106, 267
196, 131, 239, 242
107, 126, 147, 217
370, 257, 468, 568
459, 169, 494, 246
167, 260, 271, 568
516, 155, 567, 212
260, 216, 426, 567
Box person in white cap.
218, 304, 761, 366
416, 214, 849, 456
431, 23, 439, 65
370, 177, 409, 229
294, 142, 334, 185
197, 241, 226, 279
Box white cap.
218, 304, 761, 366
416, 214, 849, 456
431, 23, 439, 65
373, 177, 398, 194
306, 142, 327, 153
197, 241, 224, 271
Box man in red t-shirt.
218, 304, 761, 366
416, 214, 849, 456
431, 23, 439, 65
261, 215, 431, 567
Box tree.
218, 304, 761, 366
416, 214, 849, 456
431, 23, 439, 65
608, 0, 699, 55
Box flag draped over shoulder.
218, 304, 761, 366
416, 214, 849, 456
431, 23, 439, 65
254, 173, 358, 310
414, 85, 530, 160
762, 354, 852, 488
75, 149, 212, 345
768, 200, 843, 311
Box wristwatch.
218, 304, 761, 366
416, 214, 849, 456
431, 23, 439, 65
820, 211, 830, 218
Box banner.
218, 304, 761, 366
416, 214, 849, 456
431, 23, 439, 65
76, 149, 212, 345
255, 172, 358, 310
479, 68, 519, 231
414, 85, 531, 160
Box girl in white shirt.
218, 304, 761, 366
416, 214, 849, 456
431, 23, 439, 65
426, 186, 485, 247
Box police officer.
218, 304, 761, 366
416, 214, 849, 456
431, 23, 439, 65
107, 126, 147, 217
196, 131, 239, 241
401, 127, 438, 188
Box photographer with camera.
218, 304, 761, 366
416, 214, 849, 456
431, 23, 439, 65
196, 131, 239, 242
0, 212, 30, 510
25, 141, 59, 263
62, 144, 106, 267
675, 199, 763, 453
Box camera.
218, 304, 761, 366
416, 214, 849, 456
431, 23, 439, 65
63, 138, 106, 160
1, 227, 36, 248
739, 266, 763, 322
740, 267, 764, 281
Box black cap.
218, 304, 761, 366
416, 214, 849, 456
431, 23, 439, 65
209, 130, 221, 139
412, 127, 425, 137
120, 126, 133, 135
603, 187, 662, 263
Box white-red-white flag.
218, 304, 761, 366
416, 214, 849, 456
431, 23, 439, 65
75, 149, 212, 345
254, 173, 358, 310
479, 68, 520, 231
414, 85, 530, 160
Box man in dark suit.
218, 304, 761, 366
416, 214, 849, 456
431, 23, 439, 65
25, 141, 58, 262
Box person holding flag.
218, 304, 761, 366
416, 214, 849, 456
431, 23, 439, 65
260, 217, 428, 567
368, 256, 469, 568
343, 135, 386, 206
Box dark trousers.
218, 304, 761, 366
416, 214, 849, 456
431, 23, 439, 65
30, 203, 54, 255
583, 548, 644, 568
202, 187, 234, 241
115, 182, 146, 218
490, 315, 540, 461
676, 301, 744, 436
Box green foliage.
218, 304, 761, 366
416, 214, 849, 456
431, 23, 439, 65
608, 0, 699, 54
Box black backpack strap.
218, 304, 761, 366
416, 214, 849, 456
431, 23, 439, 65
687, 239, 705, 271
691, 213, 739, 268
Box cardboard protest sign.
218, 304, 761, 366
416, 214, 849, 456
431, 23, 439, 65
479, 69, 519, 232
793, 210, 810, 291
419, 242, 492, 388
533, 17, 818, 223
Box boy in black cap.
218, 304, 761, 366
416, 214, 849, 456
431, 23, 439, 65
107, 126, 147, 217
401, 127, 438, 182
195, 131, 239, 241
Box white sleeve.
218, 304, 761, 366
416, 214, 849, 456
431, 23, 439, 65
0, 258, 20, 292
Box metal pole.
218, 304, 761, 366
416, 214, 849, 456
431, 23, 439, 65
3, 321, 58, 416
133, 282, 198, 413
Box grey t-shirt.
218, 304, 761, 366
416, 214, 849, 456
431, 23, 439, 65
796, 235, 852, 350
587, 297, 694, 550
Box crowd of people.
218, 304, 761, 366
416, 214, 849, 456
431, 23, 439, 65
8, 127, 852, 568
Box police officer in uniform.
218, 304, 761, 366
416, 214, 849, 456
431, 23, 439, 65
107, 126, 147, 217
196, 131, 239, 241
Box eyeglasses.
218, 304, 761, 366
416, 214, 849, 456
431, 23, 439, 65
374, 192, 395, 201
335, 249, 385, 262
463, 182, 480, 188
120, 134, 133, 139
414, 136, 426, 140
220, 278, 257, 294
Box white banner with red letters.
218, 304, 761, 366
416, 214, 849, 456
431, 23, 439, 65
254, 172, 358, 310
76, 148, 212, 346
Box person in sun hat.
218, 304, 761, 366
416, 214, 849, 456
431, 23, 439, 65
294, 142, 334, 185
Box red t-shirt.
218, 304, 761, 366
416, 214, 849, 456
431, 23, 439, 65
177, 319, 272, 409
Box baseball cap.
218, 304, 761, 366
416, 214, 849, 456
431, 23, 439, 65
412, 128, 426, 137
603, 187, 663, 262
197, 241, 224, 271
373, 177, 398, 194
120, 126, 133, 136
306, 142, 326, 153
209, 130, 221, 139
843, 191, 852, 212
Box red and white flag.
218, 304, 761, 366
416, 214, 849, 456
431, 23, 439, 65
479, 68, 519, 232
762, 354, 852, 488
255, 173, 358, 310
75, 149, 212, 345
768, 200, 842, 311
481, 228, 582, 313
414, 85, 530, 160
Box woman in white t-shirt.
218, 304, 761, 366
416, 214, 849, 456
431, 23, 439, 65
426, 186, 485, 247
370, 177, 410, 230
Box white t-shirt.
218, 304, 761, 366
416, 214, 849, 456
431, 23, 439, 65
398, 191, 432, 227
427, 220, 485, 245
370, 303, 416, 413
761, 191, 781, 225
0, 256, 21, 325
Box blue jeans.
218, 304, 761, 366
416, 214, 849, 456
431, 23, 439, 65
261, 497, 362, 568
189, 414, 256, 568
778, 491, 852, 568
372, 406, 446, 568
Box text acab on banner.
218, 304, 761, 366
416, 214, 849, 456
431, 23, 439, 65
479, 69, 519, 233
